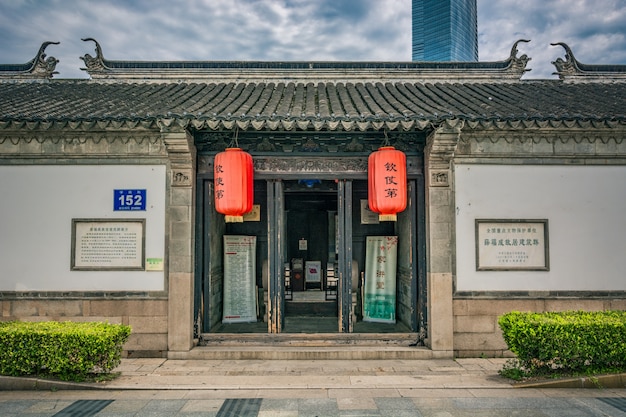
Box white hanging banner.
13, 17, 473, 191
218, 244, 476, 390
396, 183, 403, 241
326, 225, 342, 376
223, 235, 257, 323
363, 236, 398, 323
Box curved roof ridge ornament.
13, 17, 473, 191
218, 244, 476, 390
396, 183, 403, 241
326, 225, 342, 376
551, 42, 626, 81
551, 42, 580, 77
31, 41, 60, 78
0, 41, 60, 79
76, 39, 532, 82
80, 38, 109, 74
506, 39, 531, 74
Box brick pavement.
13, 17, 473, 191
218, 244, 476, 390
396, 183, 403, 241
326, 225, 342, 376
1, 358, 625, 416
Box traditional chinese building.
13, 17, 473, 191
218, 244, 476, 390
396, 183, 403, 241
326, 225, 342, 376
0, 39, 624, 358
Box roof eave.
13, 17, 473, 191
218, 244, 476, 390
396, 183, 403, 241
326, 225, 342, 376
2, 116, 624, 133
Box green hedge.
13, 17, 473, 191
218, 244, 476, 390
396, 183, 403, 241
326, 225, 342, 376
498, 311, 626, 377
0, 321, 131, 381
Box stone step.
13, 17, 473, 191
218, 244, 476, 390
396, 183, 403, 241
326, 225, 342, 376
172, 344, 435, 360
190, 333, 431, 360
200, 332, 419, 346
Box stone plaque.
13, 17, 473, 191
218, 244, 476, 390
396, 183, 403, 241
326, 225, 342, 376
475, 219, 549, 271
71, 219, 145, 270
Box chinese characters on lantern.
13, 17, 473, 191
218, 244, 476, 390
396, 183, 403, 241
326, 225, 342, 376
368, 146, 407, 222
384, 161, 399, 199
213, 148, 253, 223
215, 164, 225, 199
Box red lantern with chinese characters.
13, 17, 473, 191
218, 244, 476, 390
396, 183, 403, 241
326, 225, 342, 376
214, 148, 254, 223
368, 146, 407, 221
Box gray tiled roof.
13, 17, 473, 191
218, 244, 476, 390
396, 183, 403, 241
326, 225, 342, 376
1, 80, 625, 131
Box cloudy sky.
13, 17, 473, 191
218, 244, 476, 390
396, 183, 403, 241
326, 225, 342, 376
0, 0, 625, 79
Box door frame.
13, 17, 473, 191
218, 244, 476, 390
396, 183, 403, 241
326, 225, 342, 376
337, 179, 353, 332
267, 180, 285, 333
267, 179, 351, 332
194, 151, 425, 335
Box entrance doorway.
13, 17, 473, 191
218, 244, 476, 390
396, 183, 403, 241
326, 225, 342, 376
283, 180, 338, 332
196, 175, 424, 337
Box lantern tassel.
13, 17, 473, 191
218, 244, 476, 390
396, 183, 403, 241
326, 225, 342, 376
225, 215, 244, 223
379, 214, 397, 222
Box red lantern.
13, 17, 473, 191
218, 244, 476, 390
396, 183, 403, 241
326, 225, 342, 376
214, 148, 254, 223
368, 146, 407, 221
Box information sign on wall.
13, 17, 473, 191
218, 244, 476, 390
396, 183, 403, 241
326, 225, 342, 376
475, 219, 549, 271
71, 219, 145, 270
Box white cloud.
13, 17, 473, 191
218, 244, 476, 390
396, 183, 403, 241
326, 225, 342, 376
478, 0, 626, 78
0, 0, 624, 79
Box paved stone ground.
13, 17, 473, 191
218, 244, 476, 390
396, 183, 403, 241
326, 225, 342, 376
1, 390, 625, 416
0, 358, 625, 416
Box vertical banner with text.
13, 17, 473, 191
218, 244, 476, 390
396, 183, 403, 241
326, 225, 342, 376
223, 235, 257, 323
363, 236, 398, 323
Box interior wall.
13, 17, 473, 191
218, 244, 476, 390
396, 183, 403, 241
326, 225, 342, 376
0, 165, 166, 292
455, 164, 626, 292
285, 205, 329, 285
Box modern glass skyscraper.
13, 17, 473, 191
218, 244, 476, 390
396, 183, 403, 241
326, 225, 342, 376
412, 0, 478, 62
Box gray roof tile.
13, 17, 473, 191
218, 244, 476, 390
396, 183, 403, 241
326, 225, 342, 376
1, 81, 625, 131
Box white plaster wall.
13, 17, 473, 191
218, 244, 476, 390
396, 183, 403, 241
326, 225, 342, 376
455, 164, 626, 291
0, 165, 166, 291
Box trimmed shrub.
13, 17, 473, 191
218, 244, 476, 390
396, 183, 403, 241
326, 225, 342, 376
0, 321, 131, 381
498, 310, 626, 378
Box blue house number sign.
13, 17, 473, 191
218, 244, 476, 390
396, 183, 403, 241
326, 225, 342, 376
114, 189, 146, 211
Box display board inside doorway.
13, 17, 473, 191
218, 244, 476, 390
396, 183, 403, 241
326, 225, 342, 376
223, 235, 257, 323
363, 236, 397, 323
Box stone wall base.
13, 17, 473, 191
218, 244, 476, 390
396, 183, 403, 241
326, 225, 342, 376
6, 295, 624, 359
453, 297, 626, 358
1, 298, 168, 358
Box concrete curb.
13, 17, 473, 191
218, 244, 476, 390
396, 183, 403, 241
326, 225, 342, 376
4, 373, 623, 391
0, 375, 105, 391
0, 376, 512, 391
513, 373, 626, 389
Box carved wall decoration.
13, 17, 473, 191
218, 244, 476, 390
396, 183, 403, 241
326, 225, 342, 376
172, 169, 193, 187
0, 132, 164, 158
429, 170, 450, 187
256, 137, 276, 152
194, 131, 427, 155
197, 154, 423, 178
457, 130, 626, 160
254, 156, 368, 175
425, 120, 462, 172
